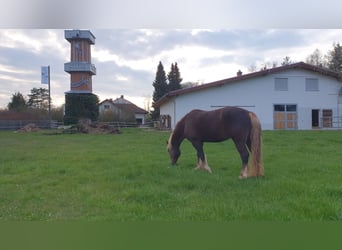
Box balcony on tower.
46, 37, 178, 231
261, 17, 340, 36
64, 62, 96, 75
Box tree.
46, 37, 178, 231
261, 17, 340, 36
281, 56, 292, 66
248, 64, 257, 73
151, 61, 168, 119
152, 61, 168, 101
7, 92, 27, 111
181, 81, 199, 89
27, 87, 50, 110
326, 42, 342, 73
306, 49, 326, 67
64, 93, 99, 125
167, 62, 183, 91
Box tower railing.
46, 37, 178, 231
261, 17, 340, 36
64, 62, 96, 75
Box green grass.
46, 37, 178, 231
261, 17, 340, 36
0, 128, 341, 221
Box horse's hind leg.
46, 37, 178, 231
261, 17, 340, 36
233, 139, 249, 179
191, 141, 212, 173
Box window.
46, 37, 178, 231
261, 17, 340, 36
275, 78, 288, 91
306, 78, 319, 91
286, 104, 297, 112
274, 104, 285, 111
104, 104, 110, 110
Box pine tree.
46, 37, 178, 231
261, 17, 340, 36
167, 62, 183, 91
152, 61, 168, 101
27, 87, 50, 110
327, 42, 342, 73
7, 92, 27, 112
151, 61, 168, 119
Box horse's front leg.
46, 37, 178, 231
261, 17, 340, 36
191, 141, 212, 173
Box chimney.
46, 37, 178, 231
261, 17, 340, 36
120, 95, 124, 99
237, 70, 243, 76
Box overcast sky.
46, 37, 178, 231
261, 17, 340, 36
1, 29, 342, 110
0, 0, 342, 110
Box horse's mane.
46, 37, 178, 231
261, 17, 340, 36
171, 116, 186, 146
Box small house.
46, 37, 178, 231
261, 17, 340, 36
99, 95, 148, 125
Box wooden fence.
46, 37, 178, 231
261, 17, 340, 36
0, 120, 60, 130
0, 120, 156, 130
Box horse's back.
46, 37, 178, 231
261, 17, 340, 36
218, 107, 252, 134
182, 107, 252, 141
220, 107, 251, 127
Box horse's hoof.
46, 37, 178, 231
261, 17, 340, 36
239, 175, 248, 180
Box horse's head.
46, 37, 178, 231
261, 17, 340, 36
167, 133, 180, 165
167, 142, 181, 165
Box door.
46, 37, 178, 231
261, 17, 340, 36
274, 104, 297, 130
322, 109, 332, 128
312, 109, 319, 128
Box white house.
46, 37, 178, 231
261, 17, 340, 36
154, 62, 342, 130
99, 95, 148, 124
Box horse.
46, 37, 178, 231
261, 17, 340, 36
166, 106, 263, 179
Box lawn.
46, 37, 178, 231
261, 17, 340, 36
0, 128, 341, 221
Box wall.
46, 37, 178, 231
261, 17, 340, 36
99, 101, 146, 124
160, 69, 341, 130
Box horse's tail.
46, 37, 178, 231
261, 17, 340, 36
248, 112, 264, 177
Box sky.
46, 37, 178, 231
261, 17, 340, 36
0, 0, 342, 110
1, 29, 342, 110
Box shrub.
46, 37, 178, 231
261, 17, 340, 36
64, 93, 99, 125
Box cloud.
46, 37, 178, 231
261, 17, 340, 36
2, 0, 342, 29
1, 29, 342, 110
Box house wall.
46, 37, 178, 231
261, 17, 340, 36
160, 69, 341, 130
98, 101, 147, 124
98, 100, 112, 113
135, 113, 146, 124
160, 98, 176, 127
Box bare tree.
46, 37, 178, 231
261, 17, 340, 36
306, 49, 326, 67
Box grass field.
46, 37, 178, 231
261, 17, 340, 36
0, 128, 341, 222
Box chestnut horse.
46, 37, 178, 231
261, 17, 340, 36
167, 107, 263, 179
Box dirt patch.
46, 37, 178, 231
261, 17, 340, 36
16, 123, 41, 132
78, 123, 121, 134
62, 119, 121, 134
15, 119, 121, 134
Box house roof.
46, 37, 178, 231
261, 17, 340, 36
99, 95, 148, 114
153, 62, 341, 108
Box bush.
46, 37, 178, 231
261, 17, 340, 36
64, 93, 99, 125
